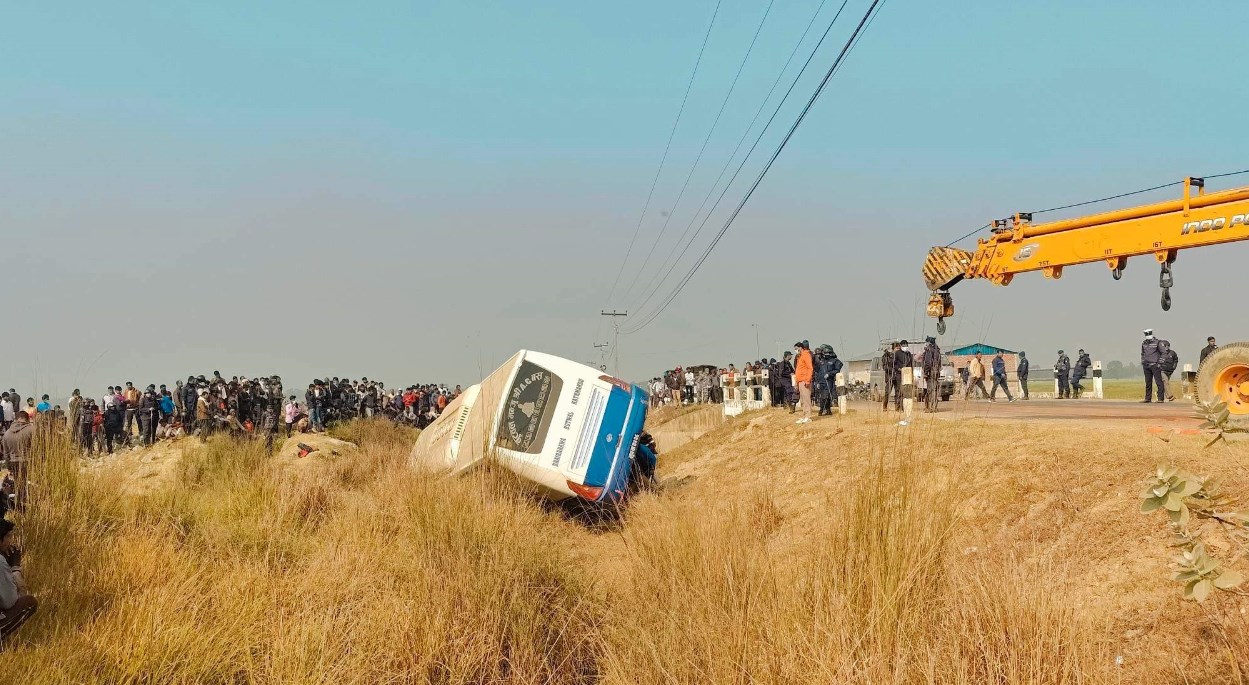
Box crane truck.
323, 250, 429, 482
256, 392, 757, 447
921, 175, 1249, 426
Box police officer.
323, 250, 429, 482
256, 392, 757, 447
1055, 350, 1072, 399
823, 346, 843, 411
138, 385, 160, 446
881, 343, 896, 409
1071, 349, 1092, 398
813, 347, 837, 416
921, 337, 942, 412
1016, 352, 1030, 400
892, 340, 913, 411
1141, 329, 1165, 402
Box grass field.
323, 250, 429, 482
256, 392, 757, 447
1, 411, 1246, 683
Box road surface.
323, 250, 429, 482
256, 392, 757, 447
930, 398, 1198, 425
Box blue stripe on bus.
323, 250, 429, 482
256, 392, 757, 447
583, 386, 644, 492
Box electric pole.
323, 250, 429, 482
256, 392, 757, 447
600, 310, 627, 376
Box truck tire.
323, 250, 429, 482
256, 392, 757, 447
1194, 342, 1249, 429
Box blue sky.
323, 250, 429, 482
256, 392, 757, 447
3, 0, 1247, 395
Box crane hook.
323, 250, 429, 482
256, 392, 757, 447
1159, 262, 1174, 311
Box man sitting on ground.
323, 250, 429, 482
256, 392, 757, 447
0, 520, 36, 645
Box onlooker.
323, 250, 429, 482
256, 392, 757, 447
891, 341, 913, 411
880, 344, 896, 410
35, 396, 51, 414
1071, 349, 1091, 398
284, 396, 299, 437
1161, 342, 1179, 402
1016, 352, 1030, 400
683, 368, 695, 404
1055, 350, 1071, 399
1141, 329, 1166, 403
989, 352, 1016, 402
964, 353, 988, 401
0, 520, 37, 644
921, 337, 942, 412
123, 382, 140, 436
793, 341, 814, 424
0, 413, 34, 507
1200, 336, 1217, 366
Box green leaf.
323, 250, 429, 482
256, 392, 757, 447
1193, 579, 1213, 602
1176, 479, 1203, 497
1213, 402, 1229, 414
1198, 421, 1217, 429
1175, 570, 1200, 582
1168, 505, 1190, 527
1152, 485, 1170, 498
1214, 570, 1245, 590
1164, 492, 1184, 511
1140, 498, 1163, 513
1217, 408, 1232, 424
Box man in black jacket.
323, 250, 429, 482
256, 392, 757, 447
1071, 350, 1092, 398
1199, 337, 1217, 366
1141, 329, 1165, 403
891, 341, 913, 412
880, 344, 896, 410
1016, 352, 1030, 400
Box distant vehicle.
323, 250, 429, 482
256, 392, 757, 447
867, 341, 954, 403
410, 350, 655, 505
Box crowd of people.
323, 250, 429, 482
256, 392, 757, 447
651, 341, 848, 424
0, 374, 465, 460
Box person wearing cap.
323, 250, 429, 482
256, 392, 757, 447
1071, 349, 1092, 398
1015, 352, 1030, 400
793, 341, 814, 424
1141, 329, 1165, 403
122, 382, 140, 437
0, 519, 37, 643
1055, 350, 1072, 399
1200, 336, 1218, 366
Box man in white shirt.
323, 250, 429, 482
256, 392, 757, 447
683, 370, 695, 404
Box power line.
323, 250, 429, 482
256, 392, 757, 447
625, 0, 840, 315
624, 0, 887, 334
617, 0, 777, 307
602, 0, 723, 310
628, 0, 852, 318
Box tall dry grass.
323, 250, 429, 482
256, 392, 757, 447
599, 446, 1110, 685
3, 417, 1118, 684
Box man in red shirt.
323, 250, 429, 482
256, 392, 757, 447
793, 341, 814, 424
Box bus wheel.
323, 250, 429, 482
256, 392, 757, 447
1195, 342, 1249, 429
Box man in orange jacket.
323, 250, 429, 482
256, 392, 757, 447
793, 341, 814, 424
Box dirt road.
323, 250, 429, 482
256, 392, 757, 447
929, 397, 1199, 425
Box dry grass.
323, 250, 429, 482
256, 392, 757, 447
1, 411, 1245, 683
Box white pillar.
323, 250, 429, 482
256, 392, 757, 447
1092, 361, 1103, 399
1182, 363, 1194, 399
835, 372, 847, 415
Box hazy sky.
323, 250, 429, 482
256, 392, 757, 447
4, 1, 1248, 398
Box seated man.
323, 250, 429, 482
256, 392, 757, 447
0, 520, 36, 644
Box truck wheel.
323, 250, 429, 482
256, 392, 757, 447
1195, 342, 1249, 429
941, 394, 951, 402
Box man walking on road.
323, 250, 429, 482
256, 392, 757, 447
1161, 343, 1179, 401
1141, 329, 1166, 403
1055, 350, 1072, 399
921, 337, 942, 412
989, 352, 1016, 402
1016, 351, 1030, 400
964, 352, 988, 401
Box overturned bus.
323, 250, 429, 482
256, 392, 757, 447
410, 350, 656, 504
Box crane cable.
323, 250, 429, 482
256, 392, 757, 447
625, 0, 843, 316
617, 0, 777, 307
602, 0, 723, 310
624, 0, 887, 335
945, 167, 1249, 247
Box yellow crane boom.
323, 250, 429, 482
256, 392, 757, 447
921, 175, 1249, 423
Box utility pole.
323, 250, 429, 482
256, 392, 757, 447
600, 310, 627, 376
593, 342, 610, 371
751, 323, 761, 358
